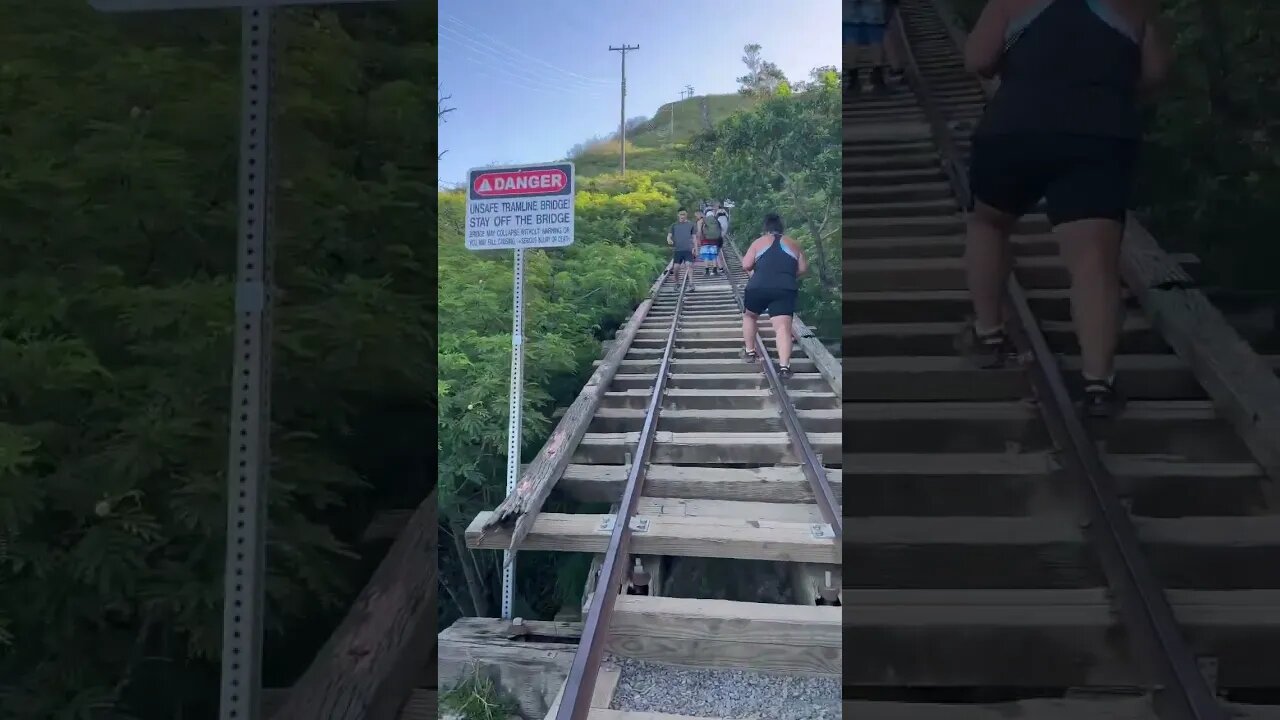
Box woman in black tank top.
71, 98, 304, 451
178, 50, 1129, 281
740, 213, 808, 378
957, 0, 1171, 418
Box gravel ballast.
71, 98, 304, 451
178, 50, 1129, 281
609, 657, 840, 719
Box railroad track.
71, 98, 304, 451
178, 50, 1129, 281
841, 1, 1280, 719
460, 239, 843, 719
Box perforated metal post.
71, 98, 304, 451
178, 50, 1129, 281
220, 8, 275, 719
502, 249, 527, 620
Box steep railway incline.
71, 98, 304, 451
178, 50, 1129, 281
442, 239, 842, 719
843, 1, 1280, 719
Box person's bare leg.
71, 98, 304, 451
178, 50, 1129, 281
742, 311, 759, 355
770, 314, 794, 366
886, 16, 904, 71
966, 201, 1017, 332
1056, 218, 1124, 380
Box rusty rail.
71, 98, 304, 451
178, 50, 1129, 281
554, 268, 689, 720
893, 9, 1225, 720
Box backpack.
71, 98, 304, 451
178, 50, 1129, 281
702, 215, 722, 240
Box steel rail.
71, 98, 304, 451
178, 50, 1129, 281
555, 268, 690, 720
891, 10, 1226, 720
722, 238, 842, 537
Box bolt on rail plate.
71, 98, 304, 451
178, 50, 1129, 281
597, 515, 650, 534
810, 523, 835, 540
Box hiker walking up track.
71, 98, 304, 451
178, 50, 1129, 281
699, 204, 724, 276
741, 213, 808, 379
667, 209, 698, 291
956, 0, 1172, 418
844, 0, 890, 94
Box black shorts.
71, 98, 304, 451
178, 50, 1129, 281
968, 133, 1138, 226
672, 250, 694, 264
743, 287, 797, 317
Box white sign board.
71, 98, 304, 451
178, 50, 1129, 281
465, 162, 575, 251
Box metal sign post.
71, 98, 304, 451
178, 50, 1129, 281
464, 162, 576, 619
501, 249, 526, 620
87, 3, 392, 719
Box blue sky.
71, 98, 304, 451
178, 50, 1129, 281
437, 0, 841, 187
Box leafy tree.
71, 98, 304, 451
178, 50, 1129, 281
696, 65, 842, 340
736, 43, 790, 97
0, 1, 436, 717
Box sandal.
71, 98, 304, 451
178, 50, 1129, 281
777, 364, 793, 380
744, 349, 759, 363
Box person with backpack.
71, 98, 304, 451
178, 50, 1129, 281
741, 213, 808, 379
699, 205, 725, 276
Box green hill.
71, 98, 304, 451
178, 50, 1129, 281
571, 92, 759, 177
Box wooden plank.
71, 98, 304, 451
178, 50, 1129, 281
272, 491, 437, 720
476, 264, 671, 553
637, 497, 825, 523
841, 516, 1280, 588
590, 407, 840, 433
397, 689, 437, 720
845, 254, 1200, 291
840, 452, 1267, 517
843, 316, 1168, 355
602, 388, 839, 411
792, 314, 842, 398
555, 464, 843, 504
843, 354, 1280, 402
573, 431, 842, 465
841, 400, 1250, 458
843, 119, 933, 142
1120, 221, 1280, 483
438, 618, 577, 719
543, 679, 567, 720
843, 588, 1280, 686
608, 596, 840, 675
844, 698, 1280, 720
591, 662, 622, 708
590, 711, 717, 720
466, 511, 841, 564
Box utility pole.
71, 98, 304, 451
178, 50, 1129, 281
609, 44, 639, 175
671, 91, 680, 145
685, 84, 694, 99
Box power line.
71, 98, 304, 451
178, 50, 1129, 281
442, 14, 613, 87
439, 25, 607, 97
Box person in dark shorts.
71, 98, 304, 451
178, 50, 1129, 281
666, 209, 698, 291
741, 213, 808, 378
956, 0, 1171, 418
844, 0, 889, 94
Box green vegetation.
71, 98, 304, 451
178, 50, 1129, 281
949, 0, 1280, 293
437, 46, 840, 628
0, 1, 434, 717
569, 93, 759, 178
441, 668, 519, 720
696, 65, 843, 338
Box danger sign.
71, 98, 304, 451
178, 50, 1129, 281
472, 168, 570, 198
466, 162, 575, 251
